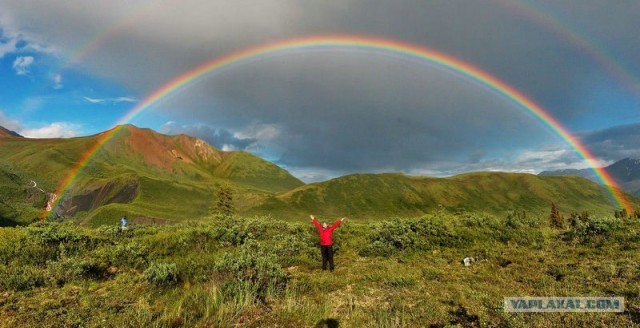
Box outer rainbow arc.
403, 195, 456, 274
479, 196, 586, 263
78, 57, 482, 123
45, 35, 633, 218
502, 0, 640, 96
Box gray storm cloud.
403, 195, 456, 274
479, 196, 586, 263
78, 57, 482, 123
580, 123, 640, 160
1, 0, 639, 178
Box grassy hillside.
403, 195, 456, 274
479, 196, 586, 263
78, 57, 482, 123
261, 172, 631, 218
0, 125, 304, 225
214, 151, 303, 192
1, 125, 637, 225
0, 213, 638, 327
0, 166, 47, 226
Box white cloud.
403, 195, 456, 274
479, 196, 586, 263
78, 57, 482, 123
285, 166, 345, 183
513, 147, 611, 171
83, 97, 102, 104
400, 144, 616, 178
0, 38, 18, 58
0, 13, 53, 58
83, 96, 137, 104
0, 111, 80, 138
12, 56, 34, 75
19, 122, 80, 138
221, 144, 238, 151
52, 74, 63, 89
235, 123, 281, 141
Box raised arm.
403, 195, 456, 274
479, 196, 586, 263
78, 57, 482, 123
310, 215, 321, 231
329, 217, 345, 231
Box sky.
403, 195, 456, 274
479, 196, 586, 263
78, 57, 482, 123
0, 0, 639, 182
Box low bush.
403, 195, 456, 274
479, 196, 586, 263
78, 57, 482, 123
359, 216, 463, 257
271, 232, 317, 266
14, 222, 107, 266
0, 227, 24, 264
96, 224, 134, 239
566, 216, 622, 245
0, 264, 46, 291
214, 241, 288, 302
46, 256, 110, 286
173, 253, 219, 283
100, 241, 150, 269
144, 262, 179, 286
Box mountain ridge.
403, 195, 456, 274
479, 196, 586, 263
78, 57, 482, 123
539, 158, 640, 195
256, 171, 627, 218
0, 126, 22, 138
0, 124, 636, 225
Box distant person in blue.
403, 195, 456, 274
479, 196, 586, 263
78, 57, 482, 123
120, 216, 128, 230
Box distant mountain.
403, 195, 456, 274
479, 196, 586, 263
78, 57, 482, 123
250, 172, 627, 218
538, 168, 597, 181
0, 124, 635, 226
539, 158, 640, 195
0, 126, 22, 138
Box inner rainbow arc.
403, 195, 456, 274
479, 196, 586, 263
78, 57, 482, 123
47, 34, 633, 217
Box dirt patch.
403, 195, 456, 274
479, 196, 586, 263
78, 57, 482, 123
57, 179, 139, 217
117, 125, 221, 170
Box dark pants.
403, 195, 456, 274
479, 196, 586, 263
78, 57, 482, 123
321, 245, 334, 271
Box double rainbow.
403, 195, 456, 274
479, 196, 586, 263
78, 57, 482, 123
46, 35, 633, 216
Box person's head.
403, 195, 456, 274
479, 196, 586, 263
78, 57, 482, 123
322, 222, 328, 229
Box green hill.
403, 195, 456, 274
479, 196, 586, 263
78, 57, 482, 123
0, 125, 304, 225
256, 172, 632, 218
0, 166, 48, 226
0, 124, 636, 225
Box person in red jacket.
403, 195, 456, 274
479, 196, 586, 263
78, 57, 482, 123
310, 214, 345, 271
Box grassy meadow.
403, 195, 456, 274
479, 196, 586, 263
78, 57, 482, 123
1, 212, 639, 327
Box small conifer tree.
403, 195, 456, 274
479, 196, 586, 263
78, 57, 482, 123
216, 184, 235, 218
549, 202, 564, 228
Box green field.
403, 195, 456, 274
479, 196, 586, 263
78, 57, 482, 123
1, 212, 639, 327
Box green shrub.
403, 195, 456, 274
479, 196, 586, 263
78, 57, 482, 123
0, 227, 24, 264
142, 227, 218, 258
178, 228, 218, 253
173, 253, 219, 283
494, 225, 545, 248
215, 223, 252, 247
0, 264, 46, 291
96, 224, 133, 239
359, 240, 396, 257
144, 262, 179, 286
14, 222, 107, 266
102, 241, 150, 269
214, 242, 288, 301
566, 217, 622, 244
359, 217, 463, 257
46, 256, 110, 286
271, 233, 317, 266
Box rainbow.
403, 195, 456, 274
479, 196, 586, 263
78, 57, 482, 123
62, 1, 159, 68
502, 0, 640, 95
52, 0, 640, 98
46, 35, 633, 217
